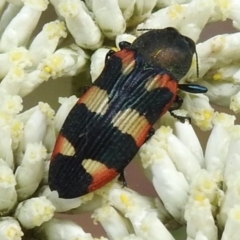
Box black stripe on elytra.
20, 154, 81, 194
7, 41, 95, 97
49, 153, 91, 198
49, 125, 139, 199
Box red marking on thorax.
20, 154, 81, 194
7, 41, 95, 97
114, 49, 135, 68
114, 49, 134, 59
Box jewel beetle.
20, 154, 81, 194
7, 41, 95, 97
49, 27, 207, 199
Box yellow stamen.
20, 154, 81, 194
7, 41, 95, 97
212, 73, 222, 81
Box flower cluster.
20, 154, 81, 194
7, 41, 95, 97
0, 0, 240, 240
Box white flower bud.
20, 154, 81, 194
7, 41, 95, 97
182, 93, 214, 131
221, 206, 240, 240
204, 64, 240, 83
8, 119, 24, 150
200, 80, 240, 108
117, 0, 136, 22
104, 185, 172, 239
0, 217, 23, 240
137, 0, 213, 42
115, 33, 136, 48
107, 183, 157, 215
22, 109, 47, 149
173, 120, 204, 167
0, 67, 25, 95
0, 94, 23, 115
0, 128, 14, 169
54, 96, 78, 132
22, 0, 49, 9
38, 102, 55, 120
126, 210, 174, 240
224, 126, 240, 186
0, 47, 32, 85
29, 20, 67, 67
194, 33, 240, 78
18, 69, 46, 96
0, 0, 48, 52
15, 142, 47, 200
43, 121, 56, 152
1, 61, 36, 97
0, 164, 17, 215
58, 0, 103, 49
92, 0, 126, 39
90, 48, 109, 82
39, 186, 82, 212
68, 193, 103, 214
217, 179, 240, 228
14, 196, 55, 229
140, 142, 189, 222
127, 0, 157, 27
16, 105, 38, 124
0, 52, 11, 79
34, 218, 94, 240
93, 205, 131, 239
38, 44, 88, 80
155, 0, 190, 8
152, 127, 201, 183
205, 112, 234, 174
189, 170, 223, 210
0, 3, 22, 37
230, 90, 240, 113
8, 47, 33, 68
185, 197, 218, 240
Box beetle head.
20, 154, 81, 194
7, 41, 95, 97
132, 27, 197, 80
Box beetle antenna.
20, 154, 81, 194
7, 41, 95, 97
137, 28, 153, 31
195, 50, 199, 78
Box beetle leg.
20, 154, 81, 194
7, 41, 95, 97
118, 171, 127, 188
169, 111, 191, 123
169, 95, 191, 123
170, 95, 183, 111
